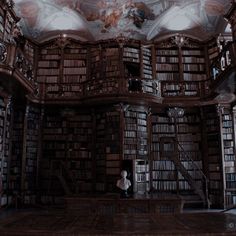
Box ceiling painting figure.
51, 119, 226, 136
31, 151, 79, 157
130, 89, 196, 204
13, 0, 232, 41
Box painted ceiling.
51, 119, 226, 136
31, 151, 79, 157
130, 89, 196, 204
13, 0, 232, 42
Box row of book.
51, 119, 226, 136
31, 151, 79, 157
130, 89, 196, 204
182, 57, 205, 63
152, 181, 177, 191
183, 73, 206, 81
183, 64, 205, 72
156, 63, 179, 71
152, 124, 199, 133
182, 50, 204, 56
64, 60, 86, 67
156, 72, 179, 81
152, 160, 175, 170
64, 48, 87, 54
156, 49, 178, 56
38, 60, 59, 68
156, 56, 179, 63
152, 170, 176, 180
136, 173, 150, 182
68, 163, 95, 175
63, 67, 87, 75
222, 121, 233, 128
63, 54, 87, 60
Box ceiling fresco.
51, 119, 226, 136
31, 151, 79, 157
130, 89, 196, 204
13, 0, 232, 42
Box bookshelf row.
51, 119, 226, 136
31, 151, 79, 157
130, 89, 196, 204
35, 38, 214, 94
0, 96, 10, 206
0, 75, 236, 206
1, 99, 236, 208
219, 107, 236, 207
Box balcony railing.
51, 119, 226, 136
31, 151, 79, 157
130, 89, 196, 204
126, 77, 161, 96
15, 50, 34, 82
44, 76, 162, 101
210, 41, 236, 80
0, 40, 38, 93
161, 81, 202, 98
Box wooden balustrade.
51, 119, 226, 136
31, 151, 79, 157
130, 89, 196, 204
44, 76, 162, 101
210, 41, 236, 80
161, 81, 202, 98
0, 40, 38, 94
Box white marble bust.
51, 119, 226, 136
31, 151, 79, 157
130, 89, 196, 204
116, 170, 131, 191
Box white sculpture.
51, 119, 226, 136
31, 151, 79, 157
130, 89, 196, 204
116, 170, 131, 197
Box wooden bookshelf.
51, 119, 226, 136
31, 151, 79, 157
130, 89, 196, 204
124, 109, 148, 160
208, 39, 219, 65
86, 46, 120, 96
176, 113, 203, 194
41, 108, 95, 201
123, 46, 140, 78
105, 110, 120, 192
151, 111, 204, 195
134, 159, 150, 194
37, 46, 61, 99
181, 47, 207, 81
0, 96, 9, 206
202, 106, 223, 207
66, 113, 93, 193
101, 47, 120, 95
123, 47, 140, 64
123, 106, 149, 194
219, 106, 236, 207
61, 45, 87, 97
152, 159, 176, 191
151, 113, 177, 192
207, 39, 220, 79
95, 111, 106, 192
9, 105, 25, 205
151, 113, 174, 196
41, 110, 67, 202
103, 47, 120, 79
155, 46, 179, 81
161, 81, 201, 97
37, 38, 216, 100
23, 105, 41, 205
90, 47, 101, 80
142, 46, 153, 80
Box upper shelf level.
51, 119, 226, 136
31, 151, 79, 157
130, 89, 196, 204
34, 35, 235, 104
0, 34, 235, 105
0, 0, 235, 105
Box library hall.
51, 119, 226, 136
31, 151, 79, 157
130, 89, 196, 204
1, 0, 236, 235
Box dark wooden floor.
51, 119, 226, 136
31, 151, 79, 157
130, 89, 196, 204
0, 208, 236, 235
